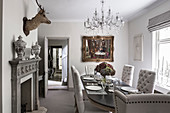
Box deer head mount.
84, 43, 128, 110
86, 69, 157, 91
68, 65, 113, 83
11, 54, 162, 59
23, 0, 51, 36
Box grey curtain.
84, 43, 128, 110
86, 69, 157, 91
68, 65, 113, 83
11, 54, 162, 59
148, 10, 170, 32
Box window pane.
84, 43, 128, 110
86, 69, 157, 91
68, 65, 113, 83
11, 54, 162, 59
159, 43, 170, 65
159, 27, 170, 40
158, 43, 170, 85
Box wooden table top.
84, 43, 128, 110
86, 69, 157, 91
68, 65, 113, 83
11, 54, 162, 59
81, 75, 129, 111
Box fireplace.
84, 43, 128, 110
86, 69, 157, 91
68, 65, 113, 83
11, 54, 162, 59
9, 59, 46, 113
21, 74, 33, 112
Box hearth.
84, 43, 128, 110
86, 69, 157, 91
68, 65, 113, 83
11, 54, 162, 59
21, 103, 27, 113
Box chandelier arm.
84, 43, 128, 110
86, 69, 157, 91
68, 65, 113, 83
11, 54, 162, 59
84, 0, 124, 34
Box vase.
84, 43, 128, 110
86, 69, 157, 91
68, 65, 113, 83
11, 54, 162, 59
14, 35, 27, 60
31, 42, 41, 59
101, 76, 107, 91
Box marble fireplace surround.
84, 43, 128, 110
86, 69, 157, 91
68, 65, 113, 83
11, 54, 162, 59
9, 59, 45, 113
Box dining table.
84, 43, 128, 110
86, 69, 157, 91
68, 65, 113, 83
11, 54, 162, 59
81, 75, 130, 112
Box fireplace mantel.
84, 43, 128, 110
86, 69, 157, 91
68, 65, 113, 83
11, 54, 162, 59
9, 58, 41, 113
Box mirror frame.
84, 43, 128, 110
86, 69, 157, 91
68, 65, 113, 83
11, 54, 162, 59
82, 36, 114, 62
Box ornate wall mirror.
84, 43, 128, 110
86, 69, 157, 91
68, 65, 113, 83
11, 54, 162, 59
82, 36, 114, 62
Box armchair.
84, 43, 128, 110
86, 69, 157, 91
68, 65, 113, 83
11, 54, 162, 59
114, 90, 170, 113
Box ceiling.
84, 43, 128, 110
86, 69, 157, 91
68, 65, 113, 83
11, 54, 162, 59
39, 0, 167, 22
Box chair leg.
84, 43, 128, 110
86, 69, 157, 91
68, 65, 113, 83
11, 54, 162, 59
74, 106, 79, 113
74, 103, 78, 113
82, 90, 88, 101
74, 94, 79, 113
74, 94, 76, 107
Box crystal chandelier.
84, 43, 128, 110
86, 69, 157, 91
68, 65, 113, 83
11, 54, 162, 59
84, 0, 125, 34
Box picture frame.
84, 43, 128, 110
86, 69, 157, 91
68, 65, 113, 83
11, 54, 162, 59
133, 34, 143, 61
82, 36, 114, 62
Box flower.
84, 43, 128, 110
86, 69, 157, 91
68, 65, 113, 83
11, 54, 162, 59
95, 62, 116, 77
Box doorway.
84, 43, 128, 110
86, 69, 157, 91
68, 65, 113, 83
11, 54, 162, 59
48, 46, 67, 89
44, 38, 69, 91
42, 37, 69, 97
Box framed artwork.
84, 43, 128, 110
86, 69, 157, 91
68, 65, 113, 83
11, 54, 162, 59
82, 36, 114, 62
133, 34, 143, 61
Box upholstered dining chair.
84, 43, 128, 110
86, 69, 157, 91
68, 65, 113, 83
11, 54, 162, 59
71, 66, 76, 88
114, 90, 170, 113
85, 65, 96, 75
121, 64, 134, 86
137, 69, 156, 93
72, 66, 88, 101
71, 66, 80, 88
71, 65, 78, 112
74, 68, 108, 113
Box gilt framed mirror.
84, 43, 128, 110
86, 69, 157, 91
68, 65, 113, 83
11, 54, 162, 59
82, 36, 114, 62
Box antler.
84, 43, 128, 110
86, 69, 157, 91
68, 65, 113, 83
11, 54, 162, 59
35, 0, 43, 10
23, 0, 51, 36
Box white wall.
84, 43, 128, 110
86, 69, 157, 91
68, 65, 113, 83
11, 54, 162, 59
128, 0, 170, 87
48, 40, 66, 47
38, 22, 129, 88
2, 0, 38, 112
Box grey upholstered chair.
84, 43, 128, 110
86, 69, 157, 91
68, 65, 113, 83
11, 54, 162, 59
73, 68, 107, 113
71, 65, 78, 112
85, 65, 96, 75
72, 66, 88, 102
137, 69, 156, 93
114, 90, 170, 113
71, 66, 76, 88
121, 64, 134, 86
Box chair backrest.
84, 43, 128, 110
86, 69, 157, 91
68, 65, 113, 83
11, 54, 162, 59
85, 65, 96, 75
121, 64, 134, 86
114, 90, 170, 113
74, 68, 84, 113
71, 65, 76, 89
137, 69, 156, 93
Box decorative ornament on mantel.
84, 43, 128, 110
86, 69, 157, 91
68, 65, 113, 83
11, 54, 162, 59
84, 0, 125, 35
14, 35, 27, 60
31, 42, 41, 59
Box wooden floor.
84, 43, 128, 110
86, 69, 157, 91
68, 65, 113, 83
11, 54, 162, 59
48, 80, 67, 90
40, 90, 74, 113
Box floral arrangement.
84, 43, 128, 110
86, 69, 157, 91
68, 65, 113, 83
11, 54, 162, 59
95, 62, 116, 77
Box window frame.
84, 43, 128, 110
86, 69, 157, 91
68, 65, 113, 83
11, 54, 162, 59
152, 28, 170, 90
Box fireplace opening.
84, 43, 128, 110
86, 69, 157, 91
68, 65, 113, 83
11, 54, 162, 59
21, 75, 33, 112
21, 103, 27, 113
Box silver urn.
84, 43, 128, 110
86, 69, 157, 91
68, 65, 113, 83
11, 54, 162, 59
32, 42, 41, 59
14, 35, 27, 60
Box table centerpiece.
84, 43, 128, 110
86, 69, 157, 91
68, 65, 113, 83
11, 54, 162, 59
94, 62, 116, 77
94, 62, 116, 90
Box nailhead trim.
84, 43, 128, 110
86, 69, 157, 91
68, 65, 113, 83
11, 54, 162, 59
116, 94, 170, 105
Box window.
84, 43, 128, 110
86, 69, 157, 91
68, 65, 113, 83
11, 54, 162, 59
152, 27, 170, 88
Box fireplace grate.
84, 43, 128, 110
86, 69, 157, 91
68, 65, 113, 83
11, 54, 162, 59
21, 103, 27, 113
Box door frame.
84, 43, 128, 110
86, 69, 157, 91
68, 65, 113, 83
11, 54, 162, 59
43, 36, 70, 95
0, 0, 2, 111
